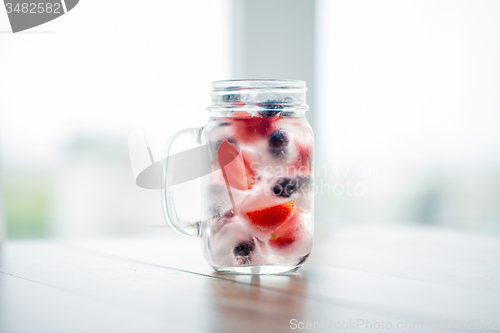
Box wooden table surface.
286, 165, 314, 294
1, 225, 499, 333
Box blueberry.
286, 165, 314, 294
234, 240, 255, 260
259, 98, 283, 117
272, 178, 298, 198
259, 110, 281, 117
262, 98, 283, 109
272, 175, 311, 198
222, 94, 241, 103
268, 130, 289, 156
268, 130, 289, 148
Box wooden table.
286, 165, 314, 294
1, 225, 499, 332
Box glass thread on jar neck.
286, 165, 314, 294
208, 79, 308, 113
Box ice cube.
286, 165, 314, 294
210, 216, 263, 267
267, 213, 312, 258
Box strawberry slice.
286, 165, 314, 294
291, 141, 312, 174
269, 212, 302, 248
232, 110, 252, 118
217, 140, 255, 190
245, 201, 294, 230
233, 115, 280, 143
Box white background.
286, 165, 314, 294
318, 0, 500, 232
0, 0, 230, 237
1, 0, 500, 237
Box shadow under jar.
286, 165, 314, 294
163, 79, 314, 274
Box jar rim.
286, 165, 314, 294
212, 79, 306, 90
209, 79, 308, 112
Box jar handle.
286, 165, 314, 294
161, 127, 203, 237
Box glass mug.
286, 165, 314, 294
162, 79, 313, 274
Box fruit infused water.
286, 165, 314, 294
201, 80, 313, 274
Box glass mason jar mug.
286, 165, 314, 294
162, 79, 313, 274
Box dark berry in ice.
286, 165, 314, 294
233, 240, 255, 257
269, 130, 289, 148
234, 239, 255, 263
268, 129, 289, 156
222, 94, 241, 103
272, 178, 298, 198
259, 98, 283, 117
259, 110, 281, 117
259, 110, 282, 118
261, 98, 283, 110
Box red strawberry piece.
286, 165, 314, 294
268, 212, 302, 248
217, 140, 255, 190
232, 110, 252, 118
245, 201, 294, 230
292, 141, 312, 174
233, 115, 280, 143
